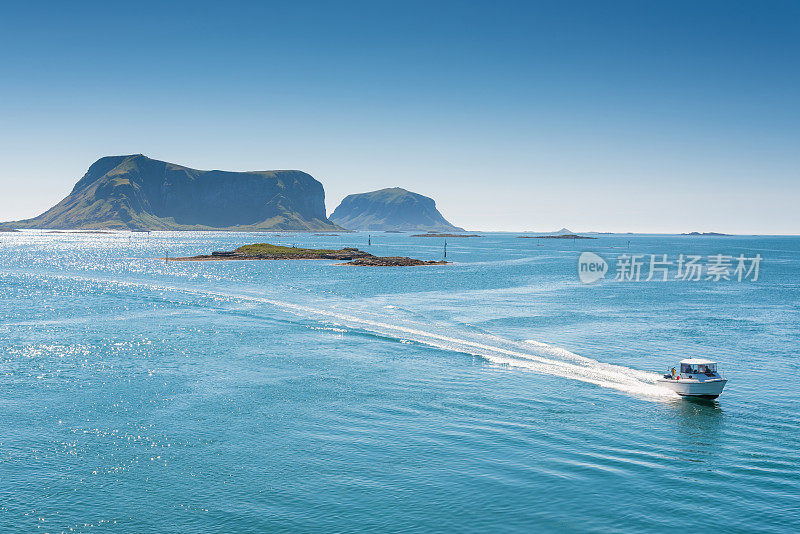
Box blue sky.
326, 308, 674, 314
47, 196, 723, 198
1, 1, 798, 233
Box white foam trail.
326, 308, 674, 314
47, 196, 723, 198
232, 298, 676, 399
9, 271, 677, 400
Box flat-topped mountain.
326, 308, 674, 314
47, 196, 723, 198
330, 187, 463, 232
3, 154, 340, 231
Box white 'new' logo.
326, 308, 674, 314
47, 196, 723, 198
578, 252, 607, 283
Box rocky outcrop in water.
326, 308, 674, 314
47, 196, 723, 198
340, 257, 449, 266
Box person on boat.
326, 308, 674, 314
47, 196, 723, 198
670, 367, 676, 378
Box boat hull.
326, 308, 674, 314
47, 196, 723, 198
658, 378, 727, 399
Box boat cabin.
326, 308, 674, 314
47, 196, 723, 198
676, 358, 719, 378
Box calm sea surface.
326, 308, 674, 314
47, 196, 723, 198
1, 231, 798, 533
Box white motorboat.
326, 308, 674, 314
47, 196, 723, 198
658, 358, 727, 399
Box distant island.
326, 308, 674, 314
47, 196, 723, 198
525, 227, 575, 235
2, 154, 341, 232
682, 232, 731, 236
517, 234, 596, 239
330, 187, 463, 232
172, 243, 448, 267
412, 233, 481, 238
46, 229, 112, 235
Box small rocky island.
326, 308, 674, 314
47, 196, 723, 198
517, 234, 596, 239
412, 233, 481, 238
682, 231, 730, 236
341, 256, 448, 266
172, 243, 448, 267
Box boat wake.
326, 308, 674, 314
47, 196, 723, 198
252, 299, 676, 399
10, 271, 677, 400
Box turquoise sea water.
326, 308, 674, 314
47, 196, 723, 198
1, 231, 799, 533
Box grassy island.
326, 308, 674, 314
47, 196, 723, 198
231, 243, 364, 258
171, 243, 449, 267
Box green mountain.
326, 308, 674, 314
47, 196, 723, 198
330, 187, 463, 232
4, 155, 340, 231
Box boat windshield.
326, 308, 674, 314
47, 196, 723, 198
681, 363, 717, 374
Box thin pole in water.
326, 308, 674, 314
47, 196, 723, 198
444, 239, 447, 259
368, 234, 371, 246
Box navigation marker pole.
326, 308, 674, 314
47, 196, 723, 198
444, 239, 447, 259
368, 234, 371, 246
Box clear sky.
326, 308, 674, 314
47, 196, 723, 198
1, 1, 798, 233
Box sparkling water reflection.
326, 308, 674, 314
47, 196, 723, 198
0, 231, 798, 532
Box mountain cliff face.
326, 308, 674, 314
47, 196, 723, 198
330, 187, 463, 232
5, 155, 340, 231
